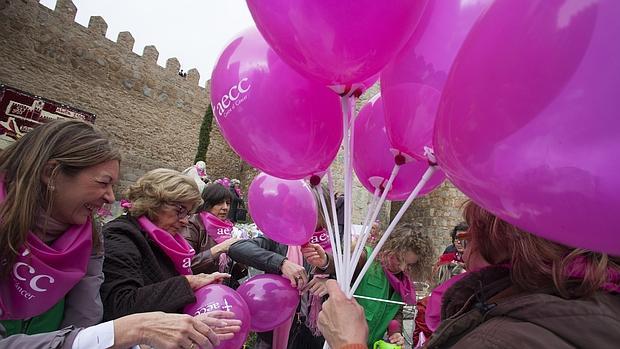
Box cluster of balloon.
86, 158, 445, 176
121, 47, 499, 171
248, 172, 318, 246
433, 0, 620, 254
184, 284, 251, 349
353, 94, 445, 201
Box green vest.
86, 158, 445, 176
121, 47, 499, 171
354, 247, 402, 347
0, 298, 65, 336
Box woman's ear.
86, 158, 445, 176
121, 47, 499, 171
40, 160, 59, 185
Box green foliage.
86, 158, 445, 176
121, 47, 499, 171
194, 104, 214, 163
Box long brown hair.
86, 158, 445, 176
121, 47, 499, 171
463, 201, 620, 298
0, 119, 121, 278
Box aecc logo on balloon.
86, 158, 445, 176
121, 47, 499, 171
215, 78, 251, 118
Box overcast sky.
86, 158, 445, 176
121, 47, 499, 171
39, 0, 254, 86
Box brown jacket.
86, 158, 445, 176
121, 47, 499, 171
426, 267, 620, 349
181, 214, 246, 282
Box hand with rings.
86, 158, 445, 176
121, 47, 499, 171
280, 259, 308, 289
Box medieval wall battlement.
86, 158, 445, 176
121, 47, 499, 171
0, 0, 244, 190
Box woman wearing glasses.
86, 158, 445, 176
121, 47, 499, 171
100, 169, 232, 322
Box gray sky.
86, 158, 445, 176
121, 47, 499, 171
39, 0, 254, 86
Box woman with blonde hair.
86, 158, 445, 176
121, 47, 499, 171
100, 169, 235, 320
0, 120, 232, 349
424, 201, 620, 348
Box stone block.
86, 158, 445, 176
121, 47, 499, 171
87, 16, 107, 36
142, 45, 158, 63
116, 31, 134, 51
54, 0, 76, 22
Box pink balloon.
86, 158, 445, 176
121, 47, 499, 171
184, 284, 251, 349
381, 0, 491, 160
434, 0, 620, 254
246, 0, 429, 91
248, 173, 317, 245
211, 28, 342, 180
237, 274, 300, 332
353, 94, 445, 201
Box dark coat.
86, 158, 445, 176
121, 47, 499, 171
426, 266, 620, 349
100, 215, 195, 321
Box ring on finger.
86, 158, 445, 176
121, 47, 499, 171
189, 342, 196, 349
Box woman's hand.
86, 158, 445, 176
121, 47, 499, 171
301, 243, 328, 269
388, 332, 405, 346
281, 259, 308, 289
196, 310, 242, 342
211, 237, 243, 256
185, 272, 230, 290
112, 312, 219, 349
318, 280, 368, 348
301, 276, 329, 297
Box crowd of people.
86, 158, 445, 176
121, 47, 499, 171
0, 119, 619, 349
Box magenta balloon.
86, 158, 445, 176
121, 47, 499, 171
211, 28, 342, 180
246, 0, 429, 90
353, 94, 445, 201
237, 274, 300, 332
381, 0, 491, 160
184, 284, 251, 349
434, 0, 620, 254
248, 173, 318, 245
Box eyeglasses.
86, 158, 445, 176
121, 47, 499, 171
168, 203, 191, 220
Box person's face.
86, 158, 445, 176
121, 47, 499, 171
385, 250, 418, 274
462, 232, 491, 272
209, 200, 230, 220
454, 230, 467, 252
47, 160, 119, 226
152, 201, 193, 234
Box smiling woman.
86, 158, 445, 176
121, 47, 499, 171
0, 120, 238, 349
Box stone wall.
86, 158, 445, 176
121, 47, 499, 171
0, 0, 247, 192
391, 181, 469, 260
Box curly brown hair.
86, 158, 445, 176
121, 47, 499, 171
377, 223, 434, 281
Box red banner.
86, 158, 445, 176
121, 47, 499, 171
0, 85, 96, 149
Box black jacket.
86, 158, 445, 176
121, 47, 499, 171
100, 215, 195, 321
228, 236, 289, 274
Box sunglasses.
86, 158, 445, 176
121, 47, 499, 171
455, 231, 471, 248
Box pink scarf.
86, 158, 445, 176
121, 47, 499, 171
0, 181, 91, 320
272, 245, 303, 349
200, 212, 233, 272
138, 216, 195, 275
566, 256, 620, 293
383, 265, 416, 305
425, 272, 468, 331
309, 228, 331, 253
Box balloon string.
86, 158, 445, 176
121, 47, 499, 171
352, 187, 381, 263
327, 169, 345, 288
353, 294, 406, 306
349, 164, 438, 297
348, 164, 400, 285
315, 185, 343, 288
341, 95, 354, 294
